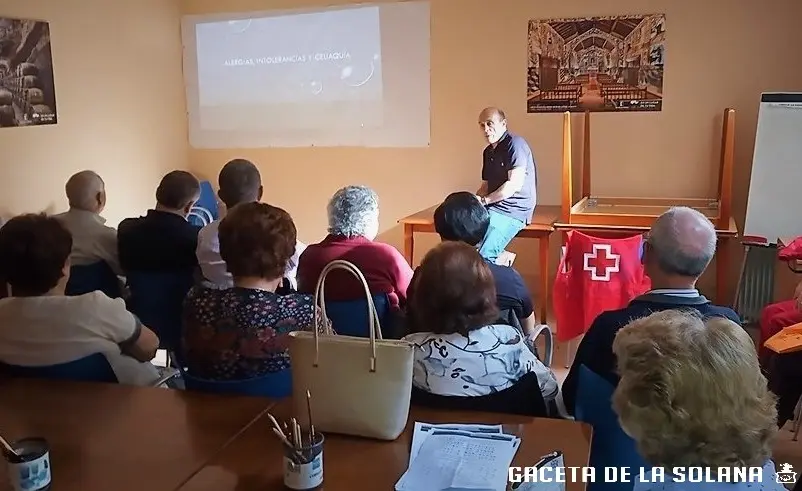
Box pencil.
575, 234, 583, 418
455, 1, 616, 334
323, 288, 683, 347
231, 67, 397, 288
306, 390, 315, 446
266, 413, 284, 436
291, 418, 300, 449
271, 428, 304, 463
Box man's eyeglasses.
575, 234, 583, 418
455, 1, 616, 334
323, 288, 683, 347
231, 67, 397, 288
639, 232, 650, 260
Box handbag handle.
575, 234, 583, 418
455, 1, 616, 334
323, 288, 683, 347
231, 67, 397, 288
312, 260, 381, 372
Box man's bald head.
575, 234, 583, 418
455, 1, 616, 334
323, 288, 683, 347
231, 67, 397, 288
478, 107, 508, 144
647, 206, 717, 278
65, 171, 106, 213
479, 106, 506, 121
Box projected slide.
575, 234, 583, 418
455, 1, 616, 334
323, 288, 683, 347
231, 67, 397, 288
183, 1, 430, 148
195, 7, 383, 131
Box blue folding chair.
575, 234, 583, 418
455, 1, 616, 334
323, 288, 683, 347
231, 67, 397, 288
65, 261, 122, 298
126, 272, 194, 352
181, 368, 292, 398
324, 294, 393, 338
412, 371, 548, 416
188, 180, 219, 227
575, 365, 650, 491
0, 353, 117, 383
0, 353, 180, 386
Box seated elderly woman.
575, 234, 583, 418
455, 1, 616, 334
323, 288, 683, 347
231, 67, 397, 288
297, 185, 413, 310
403, 241, 558, 403
0, 214, 160, 385
182, 202, 327, 381
613, 309, 784, 490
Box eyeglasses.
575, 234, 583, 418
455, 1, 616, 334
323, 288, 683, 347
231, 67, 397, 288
640, 232, 650, 260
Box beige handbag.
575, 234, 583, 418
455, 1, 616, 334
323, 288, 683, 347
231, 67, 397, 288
288, 259, 414, 440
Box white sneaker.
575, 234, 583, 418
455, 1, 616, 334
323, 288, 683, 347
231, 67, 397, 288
495, 251, 516, 266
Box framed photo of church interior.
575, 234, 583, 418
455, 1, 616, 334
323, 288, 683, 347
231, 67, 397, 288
0, 16, 57, 128
556, 109, 736, 233
527, 14, 665, 113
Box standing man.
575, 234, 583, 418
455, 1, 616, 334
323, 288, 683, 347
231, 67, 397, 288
475, 107, 537, 263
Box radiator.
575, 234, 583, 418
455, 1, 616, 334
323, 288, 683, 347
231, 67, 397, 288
734, 243, 778, 325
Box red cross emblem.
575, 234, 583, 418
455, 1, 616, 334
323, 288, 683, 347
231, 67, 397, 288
583, 244, 621, 281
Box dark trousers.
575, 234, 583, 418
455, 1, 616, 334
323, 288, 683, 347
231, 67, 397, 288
767, 350, 802, 426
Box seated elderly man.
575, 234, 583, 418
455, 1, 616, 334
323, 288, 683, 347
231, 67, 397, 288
55, 170, 121, 275
297, 185, 413, 310
197, 159, 306, 290
117, 170, 202, 276
561, 206, 740, 415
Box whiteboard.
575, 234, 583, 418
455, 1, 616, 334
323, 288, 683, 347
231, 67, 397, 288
744, 93, 802, 242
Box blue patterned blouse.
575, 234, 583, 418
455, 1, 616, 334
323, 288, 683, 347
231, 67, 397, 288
181, 286, 325, 380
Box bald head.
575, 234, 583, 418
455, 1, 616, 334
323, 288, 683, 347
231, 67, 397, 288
648, 206, 717, 277
65, 171, 106, 213
478, 107, 508, 145
479, 107, 506, 122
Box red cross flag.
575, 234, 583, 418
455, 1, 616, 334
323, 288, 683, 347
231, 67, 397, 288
552, 231, 651, 342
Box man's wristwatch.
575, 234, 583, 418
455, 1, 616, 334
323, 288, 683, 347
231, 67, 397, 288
480, 196, 488, 206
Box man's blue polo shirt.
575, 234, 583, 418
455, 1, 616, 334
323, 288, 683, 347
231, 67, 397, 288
481, 131, 537, 224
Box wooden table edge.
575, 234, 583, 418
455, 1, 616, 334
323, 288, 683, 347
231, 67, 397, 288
171, 400, 277, 491
399, 211, 557, 323
552, 222, 739, 237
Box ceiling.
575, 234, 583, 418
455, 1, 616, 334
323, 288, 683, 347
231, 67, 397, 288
548, 18, 644, 43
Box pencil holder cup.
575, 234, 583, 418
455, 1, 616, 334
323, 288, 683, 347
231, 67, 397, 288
4, 437, 52, 491
283, 433, 324, 490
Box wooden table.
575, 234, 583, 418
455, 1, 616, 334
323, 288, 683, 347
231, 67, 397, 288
399, 205, 560, 322
177, 399, 592, 491
553, 216, 739, 305
0, 378, 274, 491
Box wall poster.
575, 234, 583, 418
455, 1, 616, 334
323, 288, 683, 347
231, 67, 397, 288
0, 17, 57, 127
527, 14, 665, 113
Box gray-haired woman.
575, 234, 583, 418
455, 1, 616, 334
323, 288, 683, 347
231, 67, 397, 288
296, 185, 413, 316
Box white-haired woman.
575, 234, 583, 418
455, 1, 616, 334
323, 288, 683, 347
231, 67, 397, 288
613, 309, 785, 490
297, 185, 413, 313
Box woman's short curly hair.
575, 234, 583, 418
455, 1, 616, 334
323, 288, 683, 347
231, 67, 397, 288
0, 213, 72, 296
327, 185, 379, 238
408, 241, 499, 336
218, 202, 297, 280
612, 309, 777, 469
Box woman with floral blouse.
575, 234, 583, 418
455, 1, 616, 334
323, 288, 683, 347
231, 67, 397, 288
182, 202, 327, 380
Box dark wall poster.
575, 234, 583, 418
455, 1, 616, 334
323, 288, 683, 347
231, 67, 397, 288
0, 17, 57, 127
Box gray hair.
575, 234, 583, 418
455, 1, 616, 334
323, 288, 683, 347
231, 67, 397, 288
327, 185, 379, 237
648, 206, 717, 277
